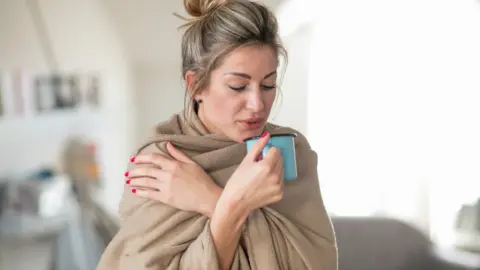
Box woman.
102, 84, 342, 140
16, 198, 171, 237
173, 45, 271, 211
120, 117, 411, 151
97, 0, 337, 269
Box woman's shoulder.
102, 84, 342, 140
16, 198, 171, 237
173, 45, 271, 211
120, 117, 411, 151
151, 113, 185, 136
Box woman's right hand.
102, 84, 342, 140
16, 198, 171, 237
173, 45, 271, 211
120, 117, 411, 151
220, 132, 284, 215
209, 132, 284, 270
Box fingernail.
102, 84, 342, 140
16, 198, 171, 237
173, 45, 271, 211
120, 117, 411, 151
130, 156, 135, 163
126, 180, 131, 185
260, 132, 268, 138
124, 171, 129, 177
131, 189, 136, 194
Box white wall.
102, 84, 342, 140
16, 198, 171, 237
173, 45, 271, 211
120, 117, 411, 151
0, 1, 48, 70
133, 65, 184, 144
306, 0, 480, 242
270, 24, 314, 134
0, 0, 134, 214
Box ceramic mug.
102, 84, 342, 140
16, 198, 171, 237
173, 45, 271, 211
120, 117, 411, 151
244, 133, 298, 181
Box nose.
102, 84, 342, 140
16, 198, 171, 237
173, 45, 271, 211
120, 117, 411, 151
246, 89, 265, 112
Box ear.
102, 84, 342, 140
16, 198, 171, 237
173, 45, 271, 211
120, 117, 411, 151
184, 70, 197, 95
185, 70, 205, 101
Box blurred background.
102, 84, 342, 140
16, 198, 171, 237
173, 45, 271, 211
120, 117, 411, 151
0, 0, 480, 269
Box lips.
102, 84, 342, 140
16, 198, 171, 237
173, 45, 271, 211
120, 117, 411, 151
245, 119, 262, 124
240, 118, 265, 130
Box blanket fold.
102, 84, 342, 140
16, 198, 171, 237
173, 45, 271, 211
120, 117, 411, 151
97, 111, 337, 270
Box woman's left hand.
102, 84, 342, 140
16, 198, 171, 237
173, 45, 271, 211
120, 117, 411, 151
125, 141, 222, 218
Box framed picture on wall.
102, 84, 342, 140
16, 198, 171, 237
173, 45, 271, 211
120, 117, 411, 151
67, 74, 81, 107
51, 74, 80, 109
0, 77, 4, 117
0, 71, 15, 116
34, 75, 56, 112
86, 74, 100, 107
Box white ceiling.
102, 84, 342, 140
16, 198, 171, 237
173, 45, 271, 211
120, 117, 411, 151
102, 0, 285, 68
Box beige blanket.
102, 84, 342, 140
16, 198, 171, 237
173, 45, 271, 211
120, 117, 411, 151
96, 111, 337, 270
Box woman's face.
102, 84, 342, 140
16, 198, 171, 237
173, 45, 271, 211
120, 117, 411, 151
193, 45, 278, 142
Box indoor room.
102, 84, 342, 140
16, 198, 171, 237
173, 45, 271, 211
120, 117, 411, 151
1, 0, 480, 269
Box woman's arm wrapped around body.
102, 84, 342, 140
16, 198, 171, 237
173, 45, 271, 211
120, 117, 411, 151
243, 130, 338, 270
96, 141, 250, 270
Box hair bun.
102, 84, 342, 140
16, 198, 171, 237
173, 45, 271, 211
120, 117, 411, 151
184, 0, 226, 17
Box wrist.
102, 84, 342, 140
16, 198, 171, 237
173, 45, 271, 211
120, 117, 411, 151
209, 194, 248, 270
198, 184, 222, 218
214, 194, 250, 227
211, 200, 249, 233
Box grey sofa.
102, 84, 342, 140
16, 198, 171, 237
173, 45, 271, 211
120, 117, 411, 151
331, 216, 479, 270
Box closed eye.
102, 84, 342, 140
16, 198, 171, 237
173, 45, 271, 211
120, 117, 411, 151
229, 85, 246, 91
228, 84, 277, 91
262, 84, 276, 90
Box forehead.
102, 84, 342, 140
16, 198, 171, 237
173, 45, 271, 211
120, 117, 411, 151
217, 45, 278, 75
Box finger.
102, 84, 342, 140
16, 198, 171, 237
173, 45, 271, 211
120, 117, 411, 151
273, 153, 283, 174
126, 165, 169, 180
166, 141, 195, 164
263, 146, 281, 165
131, 153, 176, 171
271, 153, 284, 182
126, 177, 163, 191
246, 132, 270, 161
131, 188, 164, 202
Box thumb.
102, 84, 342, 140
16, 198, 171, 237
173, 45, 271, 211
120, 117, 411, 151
246, 132, 270, 161
166, 141, 195, 164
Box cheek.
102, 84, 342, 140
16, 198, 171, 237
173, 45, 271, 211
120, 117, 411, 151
217, 99, 243, 118
264, 90, 277, 109
206, 91, 242, 120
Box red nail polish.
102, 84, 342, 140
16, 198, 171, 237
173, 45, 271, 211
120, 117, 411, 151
124, 171, 129, 177
130, 156, 135, 163
126, 180, 131, 185
260, 132, 268, 138
132, 189, 136, 194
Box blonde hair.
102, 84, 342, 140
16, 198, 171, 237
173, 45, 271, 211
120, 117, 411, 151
177, 0, 287, 118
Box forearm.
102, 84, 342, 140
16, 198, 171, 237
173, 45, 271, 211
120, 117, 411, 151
198, 185, 223, 218
210, 196, 249, 270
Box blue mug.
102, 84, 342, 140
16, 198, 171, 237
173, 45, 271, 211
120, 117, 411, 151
244, 133, 298, 181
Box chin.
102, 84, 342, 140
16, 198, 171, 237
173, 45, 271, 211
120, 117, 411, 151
225, 122, 267, 142
236, 128, 265, 142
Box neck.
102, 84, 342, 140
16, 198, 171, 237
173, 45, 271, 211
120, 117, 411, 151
197, 106, 216, 135
196, 106, 249, 142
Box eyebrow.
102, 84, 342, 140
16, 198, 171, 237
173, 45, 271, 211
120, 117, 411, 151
224, 70, 277, 79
